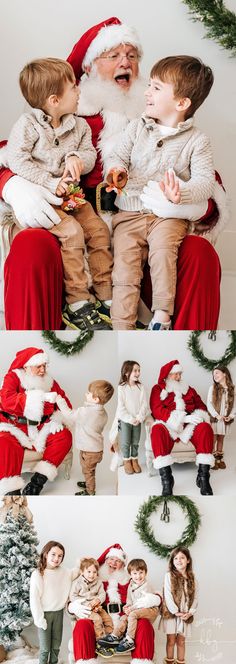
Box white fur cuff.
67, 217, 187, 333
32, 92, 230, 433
33, 460, 57, 481
153, 454, 173, 470
196, 453, 215, 467
0, 475, 24, 495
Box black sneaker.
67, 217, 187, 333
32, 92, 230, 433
116, 638, 135, 653
75, 489, 90, 496
98, 635, 121, 647
95, 644, 115, 658
95, 300, 112, 327
76, 481, 86, 488
62, 302, 112, 331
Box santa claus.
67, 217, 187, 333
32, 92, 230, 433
0, 16, 223, 330
150, 360, 214, 495
0, 347, 72, 495
68, 543, 156, 664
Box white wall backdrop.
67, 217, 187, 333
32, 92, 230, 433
1, 0, 236, 269
21, 494, 236, 663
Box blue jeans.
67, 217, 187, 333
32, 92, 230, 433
119, 421, 141, 459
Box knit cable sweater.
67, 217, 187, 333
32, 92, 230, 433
7, 109, 96, 194
30, 566, 79, 629
105, 115, 215, 212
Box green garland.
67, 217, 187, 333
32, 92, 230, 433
135, 496, 201, 559
188, 331, 236, 371
42, 330, 94, 356
182, 0, 236, 55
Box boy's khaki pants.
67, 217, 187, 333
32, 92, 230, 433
13, 201, 113, 304
112, 607, 159, 639
79, 450, 103, 494
77, 608, 113, 639
111, 211, 188, 330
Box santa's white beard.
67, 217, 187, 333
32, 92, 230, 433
14, 368, 53, 392
78, 70, 146, 118
99, 561, 130, 585
165, 377, 189, 396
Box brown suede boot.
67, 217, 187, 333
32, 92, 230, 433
132, 458, 142, 473
124, 459, 134, 474
212, 453, 220, 469
217, 453, 226, 469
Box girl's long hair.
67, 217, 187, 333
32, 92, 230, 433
212, 365, 235, 416
38, 540, 65, 575
169, 546, 195, 597
119, 360, 141, 386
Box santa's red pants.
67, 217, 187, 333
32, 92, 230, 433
73, 618, 155, 663
4, 232, 220, 330
151, 422, 214, 468
0, 428, 72, 494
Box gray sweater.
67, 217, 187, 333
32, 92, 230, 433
105, 115, 215, 212
7, 108, 96, 194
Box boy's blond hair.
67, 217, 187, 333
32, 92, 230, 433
19, 57, 75, 109
88, 380, 114, 405
80, 557, 99, 573
150, 55, 214, 119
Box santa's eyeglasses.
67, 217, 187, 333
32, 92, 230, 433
98, 51, 140, 63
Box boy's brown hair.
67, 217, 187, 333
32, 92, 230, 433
88, 380, 114, 405
127, 558, 147, 574
150, 55, 214, 119
80, 557, 99, 573
19, 57, 75, 109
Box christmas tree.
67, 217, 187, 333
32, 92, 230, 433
0, 497, 39, 649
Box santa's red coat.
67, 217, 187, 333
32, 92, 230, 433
150, 383, 207, 424
0, 369, 72, 494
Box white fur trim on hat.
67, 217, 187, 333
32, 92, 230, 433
105, 546, 126, 561
24, 352, 48, 367
0, 475, 24, 495
196, 453, 215, 467
169, 364, 182, 374
32, 460, 57, 481
83, 24, 142, 68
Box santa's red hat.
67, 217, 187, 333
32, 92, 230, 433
9, 348, 49, 371
97, 543, 126, 566
67, 16, 142, 82
158, 360, 183, 391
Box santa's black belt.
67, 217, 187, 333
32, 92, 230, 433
106, 603, 124, 614
0, 411, 50, 426
83, 184, 118, 214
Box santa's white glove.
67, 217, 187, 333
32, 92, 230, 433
2, 176, 62, 229
36, 617, 47, 630
184, 413, 203, 425
43, 392, 58, 404
68, 601, 91, 618
140, 180, 208, 221
49, 421, 64, 435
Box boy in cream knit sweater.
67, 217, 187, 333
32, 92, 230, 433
106, 55, 215, 331
6, 58, 113, 332
68, 557, 113, 640
56, 380, 114, 495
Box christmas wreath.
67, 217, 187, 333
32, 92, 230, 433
42, 330, 94, 356
188, 331, 236, 371
182, 0, 236, 55
135, 496, 201, 559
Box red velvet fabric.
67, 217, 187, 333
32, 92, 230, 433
141, 235, 221, 330
73, 619, 96, 661
4, 229, 63, 330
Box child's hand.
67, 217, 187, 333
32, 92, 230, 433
63, 156, 84, 182
132, 418, 140, 426
110, 441, 119, 453
181, 612, 192, 621
90, 598, 100, 609
123, 604, 132, 615
106, 168, 128, 194
159, 170, 181, 204
56, 179, 71, 197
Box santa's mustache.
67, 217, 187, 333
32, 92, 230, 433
114, 67, 133, 78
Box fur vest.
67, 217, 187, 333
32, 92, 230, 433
161, 574, 195, 623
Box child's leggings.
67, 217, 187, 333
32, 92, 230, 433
38, 609, 63, 664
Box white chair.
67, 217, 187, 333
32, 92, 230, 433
144, 416, 196, 476
22, 448, 73, 480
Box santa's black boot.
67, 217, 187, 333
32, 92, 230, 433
5, 490, 21, 495
196, 464, 213, 495
159, 466, 174, 496
22, 472, 47, 495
